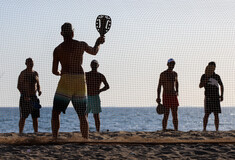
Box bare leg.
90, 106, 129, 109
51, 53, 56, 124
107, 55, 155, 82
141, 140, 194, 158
51, 110, 61, 138
93, 114, 100, 132
162, 108, 170, 131
171, 107, 178, 131
214, 113, 219, 131
32, 118, 38, 133
203, 113, 210, 131
78, 115, 89, 139
19, 118, 26, 134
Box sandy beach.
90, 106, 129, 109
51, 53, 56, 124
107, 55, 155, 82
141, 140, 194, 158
0, 131, 235, 159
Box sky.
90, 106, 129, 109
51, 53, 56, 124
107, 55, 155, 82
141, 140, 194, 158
1, 0, 235, 107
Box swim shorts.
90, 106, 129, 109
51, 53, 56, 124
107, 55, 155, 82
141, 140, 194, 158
204, 96, 221, 114
163, 93, 179, 108
19, 95, 40, 119
53, 74, 87, 115
86, 95, 102, 114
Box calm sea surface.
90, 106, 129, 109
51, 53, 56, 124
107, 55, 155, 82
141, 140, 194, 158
1, 107, 235, 133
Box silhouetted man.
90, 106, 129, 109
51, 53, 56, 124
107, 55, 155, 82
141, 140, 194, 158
17, 58, 42, 134
86, 60, 110, 132
52, 23, 105, 139
157, 58, 179, 131
199, 61, 224, 131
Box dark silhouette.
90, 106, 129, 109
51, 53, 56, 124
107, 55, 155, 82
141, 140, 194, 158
199, 61, 224, 131
17, 58, 42, 134
51, 23, 105, 139
86, 60, 110, 132
157, 58, 179, 131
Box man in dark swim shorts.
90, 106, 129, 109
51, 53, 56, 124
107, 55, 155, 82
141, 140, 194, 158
199, 61, 224, 131
17, 58, 42, 134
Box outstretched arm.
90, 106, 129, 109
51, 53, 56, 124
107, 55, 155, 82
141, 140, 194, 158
85, 37, 105, 55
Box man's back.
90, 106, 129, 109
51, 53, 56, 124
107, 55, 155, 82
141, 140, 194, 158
54, 40, 87, 75
86, 71, 105, 96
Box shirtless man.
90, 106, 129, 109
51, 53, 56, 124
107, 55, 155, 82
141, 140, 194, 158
156, 58, 179, 131
17, 58, 42, 134
86, 60, 110, 132
52, 23, 105, 139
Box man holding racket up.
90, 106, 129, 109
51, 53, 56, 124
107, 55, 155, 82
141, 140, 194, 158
52, 23, 105, 139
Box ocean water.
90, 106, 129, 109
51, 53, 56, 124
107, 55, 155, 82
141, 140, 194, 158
1, 107, 235, 133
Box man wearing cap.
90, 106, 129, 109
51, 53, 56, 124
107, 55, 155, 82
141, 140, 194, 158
52, 23, 105, 139
17, 58, 42, 134
86, 60, 110, 132
199, 61, 224, 131
156, 58, 179, 131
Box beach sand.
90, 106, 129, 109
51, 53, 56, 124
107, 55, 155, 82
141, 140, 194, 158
1, 130, 235, 159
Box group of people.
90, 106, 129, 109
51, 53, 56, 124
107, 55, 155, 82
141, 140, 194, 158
17, 23, 109, 139
17, 22, 224, 139
156, 59, 224, 132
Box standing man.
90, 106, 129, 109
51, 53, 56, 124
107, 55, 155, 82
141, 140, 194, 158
199, 62, 224, 131
17, 58, 42, 134
156, 58, 179, 131
86, 60, 110, 132
52, 23, 105, 139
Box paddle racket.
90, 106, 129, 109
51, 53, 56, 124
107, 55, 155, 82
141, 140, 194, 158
96, 15, 111, 36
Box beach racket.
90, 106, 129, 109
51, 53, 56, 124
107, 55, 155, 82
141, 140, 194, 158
205, 65, 215, 77
156, 104, 165, 115
96, 15, 111, 36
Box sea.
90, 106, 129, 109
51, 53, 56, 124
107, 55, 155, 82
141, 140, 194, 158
1, 107, 235, 133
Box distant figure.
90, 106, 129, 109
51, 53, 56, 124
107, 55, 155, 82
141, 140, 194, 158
86, 60, 110, 132
199, 62, 224, 131
156, 58, 179, 131
17, 58, 42, 134
52, 23, 105, 139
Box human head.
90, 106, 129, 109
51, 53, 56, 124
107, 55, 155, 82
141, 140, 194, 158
61, 23, 74, 38
167, 58, 175, 70
208, 61, 216, 67
208, 61, 216, 72
90, 60, 99, 70
25, 58, 34, 69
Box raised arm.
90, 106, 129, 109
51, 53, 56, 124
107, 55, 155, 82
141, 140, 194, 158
199, 74, 208, 88
84, 37, 105, 55
52, 48, 61, 76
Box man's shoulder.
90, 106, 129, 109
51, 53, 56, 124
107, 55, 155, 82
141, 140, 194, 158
85, 71, 92, 75
213, 73, 221, 79
201, 73, 206, 77
161, 70, 177, 75
20, 69, 27, 75
33, 70, 38, 75
74, 40, 87, 46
